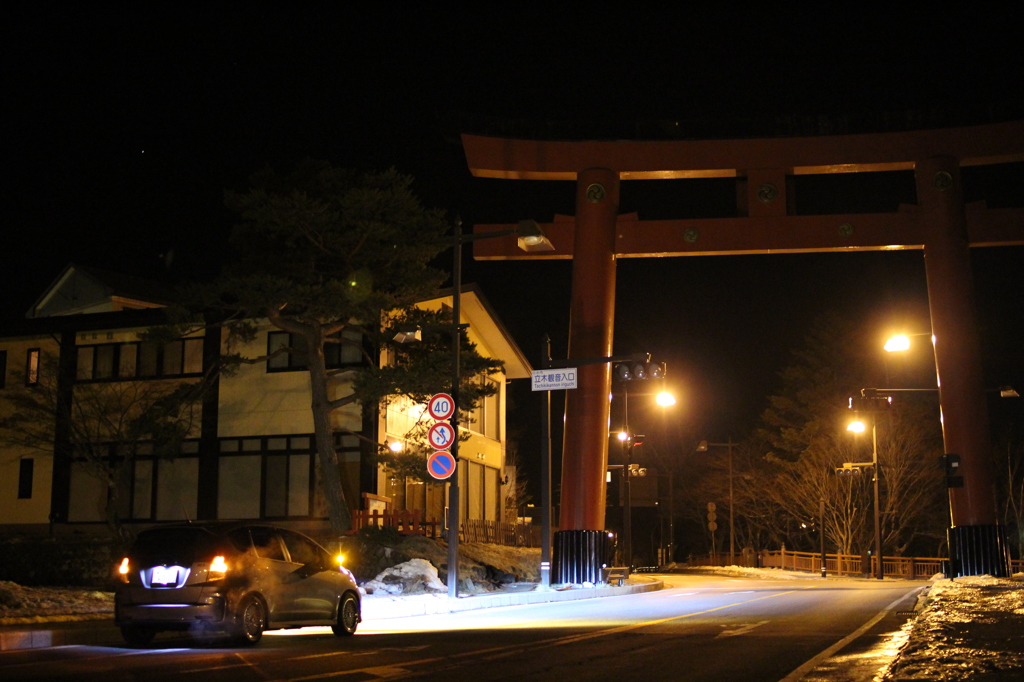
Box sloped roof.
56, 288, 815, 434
27, 264, 176, 318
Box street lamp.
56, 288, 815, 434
845, 393, 889, 581
697, 439, 736, 566
398, 217, 550, 599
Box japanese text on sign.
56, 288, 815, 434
531, 368, 578, 391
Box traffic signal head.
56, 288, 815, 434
835, 464, 869, 478
614, 361, 667, 382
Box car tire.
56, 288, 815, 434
120, 625, 156, 647
230, 595, 266, 645
331, 593, 359, 637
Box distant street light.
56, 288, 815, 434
845, 399, 886, 581
884, 332, 933, 353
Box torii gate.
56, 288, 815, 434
463, 120, 1024, 581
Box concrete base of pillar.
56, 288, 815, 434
552, 530, 613, 585
948, 524, 1011, 578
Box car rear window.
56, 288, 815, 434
129, 527, 226, 566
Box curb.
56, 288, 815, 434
1, 578, 663, 652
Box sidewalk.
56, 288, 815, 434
0, 577, 661, 652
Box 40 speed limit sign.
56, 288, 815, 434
427, 393, 455, 421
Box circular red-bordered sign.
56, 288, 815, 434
427, 393, 455, 421
427, 451, 457, 480
427, 422, 456, 450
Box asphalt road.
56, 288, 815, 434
0, 574, 925, 682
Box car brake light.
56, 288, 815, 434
209, 555, 228, 577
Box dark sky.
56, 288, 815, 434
4, 7, 1023, 491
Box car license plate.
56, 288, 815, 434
152, 566, 179, 585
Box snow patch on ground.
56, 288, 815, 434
882, 574, 1024, 681
0, 580, 113, 624
363, 558, 447, 595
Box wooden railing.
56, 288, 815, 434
694, 550, 1022, 577
350, 509, 440, 538
461, 519, 541, 548
769, 549, 944, 578
350, 510, 541, 548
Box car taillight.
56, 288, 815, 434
118, 557, 130, 583
209, 555, 228, 578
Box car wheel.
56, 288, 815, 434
120, 625, 156, 647
331, 593, 359, 637
231, 595, 266, 645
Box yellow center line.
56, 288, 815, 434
280, 588, 802, 681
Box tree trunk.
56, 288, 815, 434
305, 324, 352, 535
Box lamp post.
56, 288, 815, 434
697, 439, 735, 566
403, 218, 552, 599
845, 412, 883, 581
618, 430, 633, 568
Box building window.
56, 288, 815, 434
462, 377, 500, 440
26, 349, 40, 385
76, 339, 203, 381
18, 459, 33, 499
217, 435, 316, 519
267, 330, 363, 372
267, 331, 306, 370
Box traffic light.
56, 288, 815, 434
627, 464, 647, 477
614, 361, 667, 382
848, 395, 892, 413
836, 463, 871, 478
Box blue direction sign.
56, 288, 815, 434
428, 422, 456, 450
427, 451, 457, 480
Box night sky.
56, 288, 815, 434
5, 7, 1023, 495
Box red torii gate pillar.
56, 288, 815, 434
464, 123, 1024, 581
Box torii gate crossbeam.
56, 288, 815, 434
463, 122, 1024, 581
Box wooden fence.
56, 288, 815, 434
350, 510, 540, 548
461, 519, 542, 548
692, 549, 1024, 578
350, 509, 440, 538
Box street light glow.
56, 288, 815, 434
847, 420, 866, 433
884, 334, 911, 352
656, 391, 676, 407
617, 431, 630, 441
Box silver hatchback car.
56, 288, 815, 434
115, 522, 361, 646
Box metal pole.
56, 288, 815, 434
728, 438, 735, 566
624, 441, 632, 568
668, 471, 674, 565
447, 219, 462, 599
872, 419, 883, 580
540, 335, 552, 589
819, 497, 826, 578
623, 388, 631, 569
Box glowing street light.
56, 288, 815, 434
883, 334, 911, 352
656, 391, 676, 407
846, 419, 866, 434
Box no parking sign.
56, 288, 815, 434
427, 451, 457, 480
